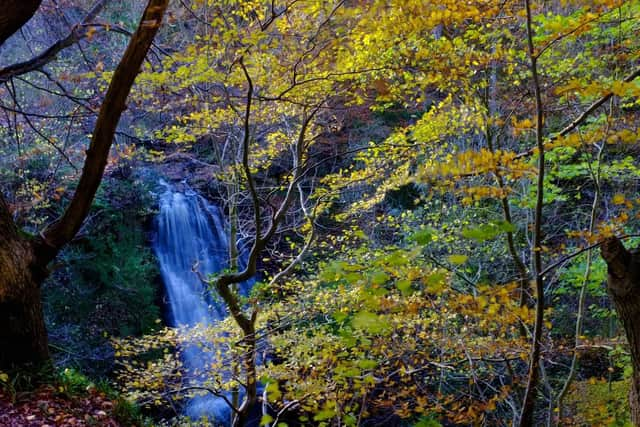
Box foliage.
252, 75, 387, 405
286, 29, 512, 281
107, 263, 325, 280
112, 0, 640, 423
43, 175, 161, 375
566, 379, 631, 426
3, 0, 640, 425
115, 225, 530, 425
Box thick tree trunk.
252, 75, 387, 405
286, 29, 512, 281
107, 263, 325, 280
0, 0, 42, 46
0, 0, 169, 368
601, 237, 640, 425
0, 196, 49, 368
0, 244, 49, 368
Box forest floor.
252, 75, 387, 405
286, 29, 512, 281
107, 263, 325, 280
0, 386, 120, 426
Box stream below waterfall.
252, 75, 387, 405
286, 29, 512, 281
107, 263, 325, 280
153, 181, 253, 424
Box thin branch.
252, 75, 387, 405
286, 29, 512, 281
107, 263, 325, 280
554, 140, 604, 424
269, 393, 311, 427
514, 65, 640, 160
3, 80, 78, 169
0, 0, 108, 83
538, 234, 640, 279
163, 386, 240, 414
238, 58, 262, 248
520, 0, 546, 423
39, 0, 169, 258
268, 184, 319, 287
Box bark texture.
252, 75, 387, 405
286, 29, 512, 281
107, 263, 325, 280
601, 237, 640, 425
0, 195, 49, 367
0, 0, 42, 46
0, 0, 169, 368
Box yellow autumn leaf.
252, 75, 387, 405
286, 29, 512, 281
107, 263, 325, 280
612, 193, 625, 205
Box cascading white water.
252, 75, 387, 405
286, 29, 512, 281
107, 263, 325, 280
153, 180, 251, 423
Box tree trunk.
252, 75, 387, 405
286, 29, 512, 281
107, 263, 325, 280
601, 237, 640, 425
233, 329, 257, 427
216, 276, 259, 427
0, 244, 49, 368
0, 196, 49, 368
0, 0, 169, 368
0, 0, 42, 46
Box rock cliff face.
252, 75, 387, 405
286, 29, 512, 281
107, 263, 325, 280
158, 152, 221, 189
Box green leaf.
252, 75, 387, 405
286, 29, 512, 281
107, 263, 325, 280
339, 366, 361, 377
342, 263, 364, 272
333, 311, 348, 323
462, 221, 515, 242
353, 229, 368, 240
385, 250, 409, 266
261, 414, 274, 426
266, 381, 282, 400
352, 310, 389, 334
370, 270, 389, 285
340, 332, 358, 347
396, 279, 412, 294
410, 228, 434, 245
357, 359, 378, 369
495, 220, 516, 233
448, 254, 468, 265
319, 264, 339, 282
314, 408, 337, 421
425, 271, 447, 293
343, 414, 358, 426
344, 272, 362, 284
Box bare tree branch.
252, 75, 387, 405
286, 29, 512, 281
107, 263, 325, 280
0, 0, 108, 83
514, 65, 640, 160
38, 0, 169, 258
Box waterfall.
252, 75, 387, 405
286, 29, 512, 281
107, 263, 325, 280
153, 180, 252, 423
